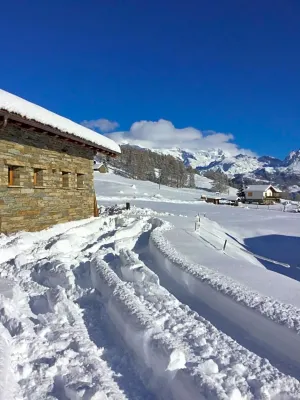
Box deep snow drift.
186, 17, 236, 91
1, 170, 300, 399
1, 211, 300, 399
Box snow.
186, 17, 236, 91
95, 169, 237, 204
0, 89, 120, 154
2, 170, 300, 398
145, 145, 300, 179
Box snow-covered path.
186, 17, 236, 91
0, 217, 154, 400
137, 215, 300, 377
1, 211, 300, 399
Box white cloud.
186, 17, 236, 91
107, 119, 255, 156
81, 118, 119, 133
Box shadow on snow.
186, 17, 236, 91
243, 234, 300, 283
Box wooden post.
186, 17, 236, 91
195, 214, 200, 231
94, 194, 99, 217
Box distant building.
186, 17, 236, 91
220, 195, 241, 206
93, 163, 108, 173
206, 196, 221, 205
244, 185, 282, 204
0, 89, 120, 234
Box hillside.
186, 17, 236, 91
121, 145, 300, 190
94, 167, 238, 204
97, 145, 237, 195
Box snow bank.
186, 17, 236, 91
91, 255, 207, 400
0, 89, 120, 154
150, 219, 300, 336
2, 209, 300, 400
0, 322, 18, 400
91, 249, 300, 399
119, 248, 159, 285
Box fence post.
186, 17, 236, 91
195, 214, 200, 231
94, 194, 99, 217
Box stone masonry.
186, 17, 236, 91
0, 123, 96, 233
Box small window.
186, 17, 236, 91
62, 171, 70, 188
248, 192, 253, 197
8, 165, 21, 186
77, 173, 84, 189
33, 168, 43, 187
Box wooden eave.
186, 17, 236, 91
0, 110, 119, 158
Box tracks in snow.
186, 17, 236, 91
1, 214, 300, 399
90, 218, 300, 399
140, 221, 300, 381
0, 217, 155, 400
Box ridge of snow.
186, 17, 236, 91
0, 89, 120, 154
150, 218, 300, 335
1, 210, 300, 398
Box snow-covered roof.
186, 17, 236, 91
0, 89, 120, 154
246, 185, 282, 192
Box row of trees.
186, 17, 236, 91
202, 169, 231, 193
103, 148, 300, 199
106, 145, 196, 188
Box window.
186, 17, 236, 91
77, 173, 84, 189
8, 166, 21, 186
247, 192, 253, 197
62, 171, 70, 188
33, 169, 43, 187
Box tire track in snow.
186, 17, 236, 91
0, 217, 155, 400
77, 290, 156, 400
92, 225, 300, 399
143, 221, 300, 380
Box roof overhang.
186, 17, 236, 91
0, 111, 119, 158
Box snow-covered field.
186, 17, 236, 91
1, 170, 300, 399
95, 169, 238, 203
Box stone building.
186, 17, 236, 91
0, 89, 120, 234
93, 162, 108, 173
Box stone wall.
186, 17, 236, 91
0, 123, 96, 233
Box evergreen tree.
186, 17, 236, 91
237, 181, 246, 199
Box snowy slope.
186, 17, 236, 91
94, 169, 237, 204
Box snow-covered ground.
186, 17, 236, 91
95, 169, 237, 203
1, 170, 300, 399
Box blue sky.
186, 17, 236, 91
1, 0, 300, 158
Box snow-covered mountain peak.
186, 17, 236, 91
283, 149, 300, 172
118, 143, 300, 187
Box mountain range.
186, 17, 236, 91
147, 147, 300, 190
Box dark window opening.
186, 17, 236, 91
62, 171, 70, 188
77, 174, 84, 189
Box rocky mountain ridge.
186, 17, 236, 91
148, 147, 300, 189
